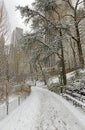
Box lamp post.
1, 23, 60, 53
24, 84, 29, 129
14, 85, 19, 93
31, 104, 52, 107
5, 54, 9, 115
6, 83, 9, 115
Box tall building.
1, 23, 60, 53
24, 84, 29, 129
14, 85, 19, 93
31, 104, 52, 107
44, 0, 72, 69
0, 0, 9, 38
9, 27, 31, 81
9, 27, 23, 68
11, 27, 23, 46
9, 27, 23, 78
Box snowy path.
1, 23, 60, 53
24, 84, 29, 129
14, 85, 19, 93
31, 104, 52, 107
0, 87, 85, 130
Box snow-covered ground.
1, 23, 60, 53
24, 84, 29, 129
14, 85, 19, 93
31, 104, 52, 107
0, 94, 27, 120
0, 87, 85, 130
48, 71, 75, 85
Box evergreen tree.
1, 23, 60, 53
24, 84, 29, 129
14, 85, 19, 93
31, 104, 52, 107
17, 0, 70, 85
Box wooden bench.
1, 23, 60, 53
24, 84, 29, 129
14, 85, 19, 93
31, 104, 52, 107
63, 93, 85, 108
72, 93, 83, 101
66, 90, 72, 95
66, 90, 84, 102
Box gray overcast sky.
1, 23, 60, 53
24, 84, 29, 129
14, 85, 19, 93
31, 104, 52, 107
4, 0, 34, 32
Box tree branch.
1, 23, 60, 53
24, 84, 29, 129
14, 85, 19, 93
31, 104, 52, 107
66, 0, 75, 10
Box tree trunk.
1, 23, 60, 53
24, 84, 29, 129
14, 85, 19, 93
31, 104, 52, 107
70, 39, 77, 69
37, 60, 47, 85
75, 23, 84, 68
77, 40, 84, 68
61, 43, 67, 85
60, 30, 67, 85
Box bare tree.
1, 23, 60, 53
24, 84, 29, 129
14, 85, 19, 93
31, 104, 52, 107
64, 0, 85, 68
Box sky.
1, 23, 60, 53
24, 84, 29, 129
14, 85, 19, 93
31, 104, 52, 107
2, 0, 84, 34
4, 0, 34, 32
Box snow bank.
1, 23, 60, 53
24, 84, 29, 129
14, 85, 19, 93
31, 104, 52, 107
48, 71, 75, 85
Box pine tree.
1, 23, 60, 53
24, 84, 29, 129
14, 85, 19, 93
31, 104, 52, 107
17, 0, 72, 85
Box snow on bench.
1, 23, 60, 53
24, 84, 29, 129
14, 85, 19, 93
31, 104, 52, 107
66, 90, 72, 95
72, 93, 83, 101
63, 93, 85, 108
66, 90, 85, 102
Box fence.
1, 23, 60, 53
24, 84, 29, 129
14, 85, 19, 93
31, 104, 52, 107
0, 93, 28, 120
